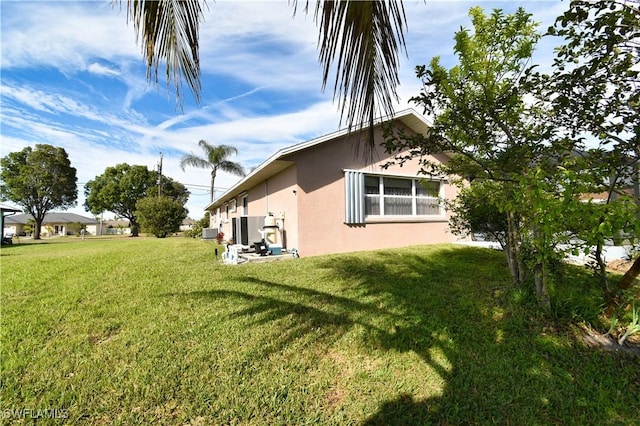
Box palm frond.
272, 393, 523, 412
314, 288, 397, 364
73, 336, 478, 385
203, 143, 238, 164
295, 0, 407, 153
218, 161, 246, 177
179, 153, 211, 171
125, 0, 204, 105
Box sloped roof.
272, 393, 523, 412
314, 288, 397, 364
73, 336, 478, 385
0, 203, 22, 213
204, 109, 433, 211
4, 212, 98, 225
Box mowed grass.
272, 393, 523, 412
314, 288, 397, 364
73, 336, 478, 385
1, 237, 639, 425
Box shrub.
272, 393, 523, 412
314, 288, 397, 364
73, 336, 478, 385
185, 222, 203, 239
136, 196, 187, 238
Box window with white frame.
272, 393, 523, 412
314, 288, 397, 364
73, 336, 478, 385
230, 199, 237, 213
345, 171, 443, 224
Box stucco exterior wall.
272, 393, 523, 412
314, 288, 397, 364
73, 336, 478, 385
206, 114, 461, 257
286, 125, 459, 257
245, 165, 299, 249
220, 165, 299, 248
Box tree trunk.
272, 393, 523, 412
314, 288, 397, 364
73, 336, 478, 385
531, 225, 552, 311
606, 255, 640, 315
534, 261, 552, 311
505, 211, 524, 286
131, 222, 139, 237
593, 240, 610, 295
505, 244, 519, 286
210, 169, 217, 202
33, 218, 42, 239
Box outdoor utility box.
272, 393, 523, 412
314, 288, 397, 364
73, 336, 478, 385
233, 216, 264, 246
269, 245, 282, 255
202, 228, 218, 240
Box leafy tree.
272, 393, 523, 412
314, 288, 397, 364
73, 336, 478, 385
543, 0, 640, 312
180, 141, 245, 202
84, 164, 189, 237
389, 2, 639, 311
136, 195, 188, 238
0, 144, 77, 239
160, 178, 190, 206
121, 0, 408, 147
447, 180, 509, 248
385, 7, 560, 307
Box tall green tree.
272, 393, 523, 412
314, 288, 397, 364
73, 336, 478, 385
180, 140, 245, 202
0, 144, 77, 239
385, 7, 559, 307
121, 0, 408, 146
84, 164, 189, 236
389, 2, 639, 311
544, 0, 640, 311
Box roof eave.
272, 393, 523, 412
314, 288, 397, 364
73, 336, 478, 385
203, 109, 432, 211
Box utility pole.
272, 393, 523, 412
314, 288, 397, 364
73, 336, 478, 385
157, 152, 163, 197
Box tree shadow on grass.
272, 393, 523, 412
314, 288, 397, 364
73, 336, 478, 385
329, 247, 640, 425
179, 275, 398, 363
169, 246, 640, 424
185, 285, 354, 358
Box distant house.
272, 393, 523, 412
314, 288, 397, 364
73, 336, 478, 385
205, 109, 461, 257
98, 220, 132, 235
581, 165, 640, 204
4, 212, 98, 237
180, 218, 196, 232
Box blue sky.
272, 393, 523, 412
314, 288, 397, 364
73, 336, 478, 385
0, 0, 567, 219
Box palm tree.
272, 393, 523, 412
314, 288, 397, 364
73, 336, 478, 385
123, 0, 407, 150
180, 140, 245, 202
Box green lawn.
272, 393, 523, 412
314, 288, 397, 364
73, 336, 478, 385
1, 238, 638, 424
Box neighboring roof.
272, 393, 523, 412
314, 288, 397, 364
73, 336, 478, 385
0, 203, 22, 213
205, 109, 433, 211
4, 212, 98, 225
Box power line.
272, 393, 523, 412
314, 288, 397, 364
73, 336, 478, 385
74, 182, 227, 191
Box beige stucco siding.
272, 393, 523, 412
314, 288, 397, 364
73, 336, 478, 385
246, 165, 299, 249
206, 111, 461, 257
286, 126, 459, 257
217, 165, 299, 248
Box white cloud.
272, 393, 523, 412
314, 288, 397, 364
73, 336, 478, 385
1, 1, 139, 70
87, 62, 120, 77
1, 0, 570, 219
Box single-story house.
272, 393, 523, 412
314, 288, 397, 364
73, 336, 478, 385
4, 212, 99, 237
204, 109, 461, 257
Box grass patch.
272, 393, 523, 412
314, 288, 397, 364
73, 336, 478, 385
1, 239, 638, 424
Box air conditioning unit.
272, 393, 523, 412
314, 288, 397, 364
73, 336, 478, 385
201, 228, 218, 240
